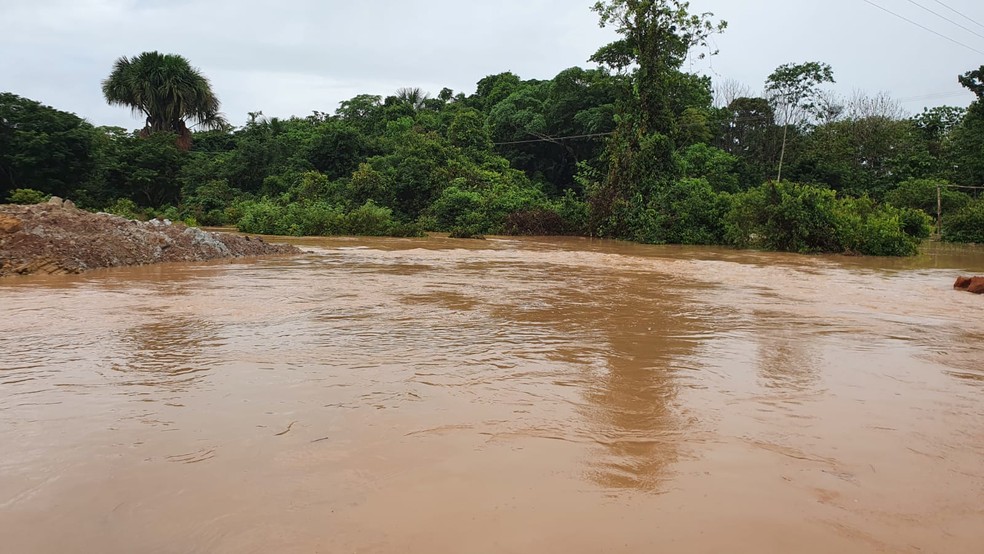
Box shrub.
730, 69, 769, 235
235, 197, 422, 237
835, 197, 927, 256
656, 178, 731, 245
725, 182, 841, 253
503, 208, 568, 235
429, 186, 483, 230
6, 188, 49, 204
237, 198, 289, 235
557, 189, 590, 235
104, 198, 149, 220
884, 179, 970, 216
725, 182, 925, 256
449, 227, 486, 239
481, 183, 552, 233
944, 200, 984, 243
344, 201, 397, 236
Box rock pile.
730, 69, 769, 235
0, 199, 299, 277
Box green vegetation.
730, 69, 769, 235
101, 51, 227, 150
2, 2, 982, 255
6, 188, 50, 204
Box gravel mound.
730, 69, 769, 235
0, 198, 299, 277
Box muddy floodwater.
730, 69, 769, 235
2, 237, 983, 553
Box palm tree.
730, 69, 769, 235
102, 51, 228, 150
395, 87, 431, 111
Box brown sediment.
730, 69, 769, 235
0, 200, 298, 277
1, 237, 983, 553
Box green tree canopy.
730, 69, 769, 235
764, 61, 835, 181
0, 92, 98, 199
102, 51, 227, 150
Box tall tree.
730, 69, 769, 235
394, 87, 431, 111
102, 51, 227, 150
764, 61, 834, 181
587, 0, 725, 237
589, 0, 725, 136
950, 65, 984, 186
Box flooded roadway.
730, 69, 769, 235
1, 236, 983, 553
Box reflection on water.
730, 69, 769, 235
1, 237, 983, 553
578, 278, 701, 492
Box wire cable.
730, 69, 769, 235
859, 0, 984, 55
904, 0, 984, 40
947, 184, 984, 190
930, 0, 984, 31
493, 132, 614, 146
897, 90, 971, 102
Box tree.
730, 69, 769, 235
471, 72, 523, 112
795, 116, 931, 198
713, 78, 752, 108
102, 130, 187, 206
101, 51, 227, 150
958, 66, 984, 99
765, 61, 835, 181
950, 65, 984, 186
0, 93, 98, 200
589, 0, 725, 135
587, 0, 725, 238
394, 87, 431, 111
714, 96, 780, 186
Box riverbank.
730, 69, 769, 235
0, 199, 300, 277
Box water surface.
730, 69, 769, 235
2, 237, 983, 553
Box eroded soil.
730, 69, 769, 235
0, 200, 298, 277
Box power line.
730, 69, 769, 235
930, 0, 984, 31
904, 0, 984, 40
947, 184, 984, 190
897, 90, 970, 102
859, 0, 984, 56
493, 132, 614, 146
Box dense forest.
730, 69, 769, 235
2, 1, 983, 255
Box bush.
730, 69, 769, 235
620, 179, 730, 245
725, 182, 926, 256
725, 182, 841, 253
503, 208, 568, 235
944, 200, 984, 243
884, 179, 970, 216
899, 208, 933, 240
104, 198, 149, 220
429, 186, 483, 230
183, 179, 242, 225
556, 189, 590, 235
481, 183, 552, 233
236, 197, 423, 237
835, 197, 927, 256
6, 188, 49, 204
344, 201, 398, 236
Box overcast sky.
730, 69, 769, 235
2, 0, 982, 129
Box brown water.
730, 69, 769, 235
2, 237, 983, 553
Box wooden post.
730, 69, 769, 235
936, 182, 943, 237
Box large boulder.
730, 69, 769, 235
954, 276, 984, 294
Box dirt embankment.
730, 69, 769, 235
0, 198, 300, 277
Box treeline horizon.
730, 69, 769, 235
2, 1, 983, 255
